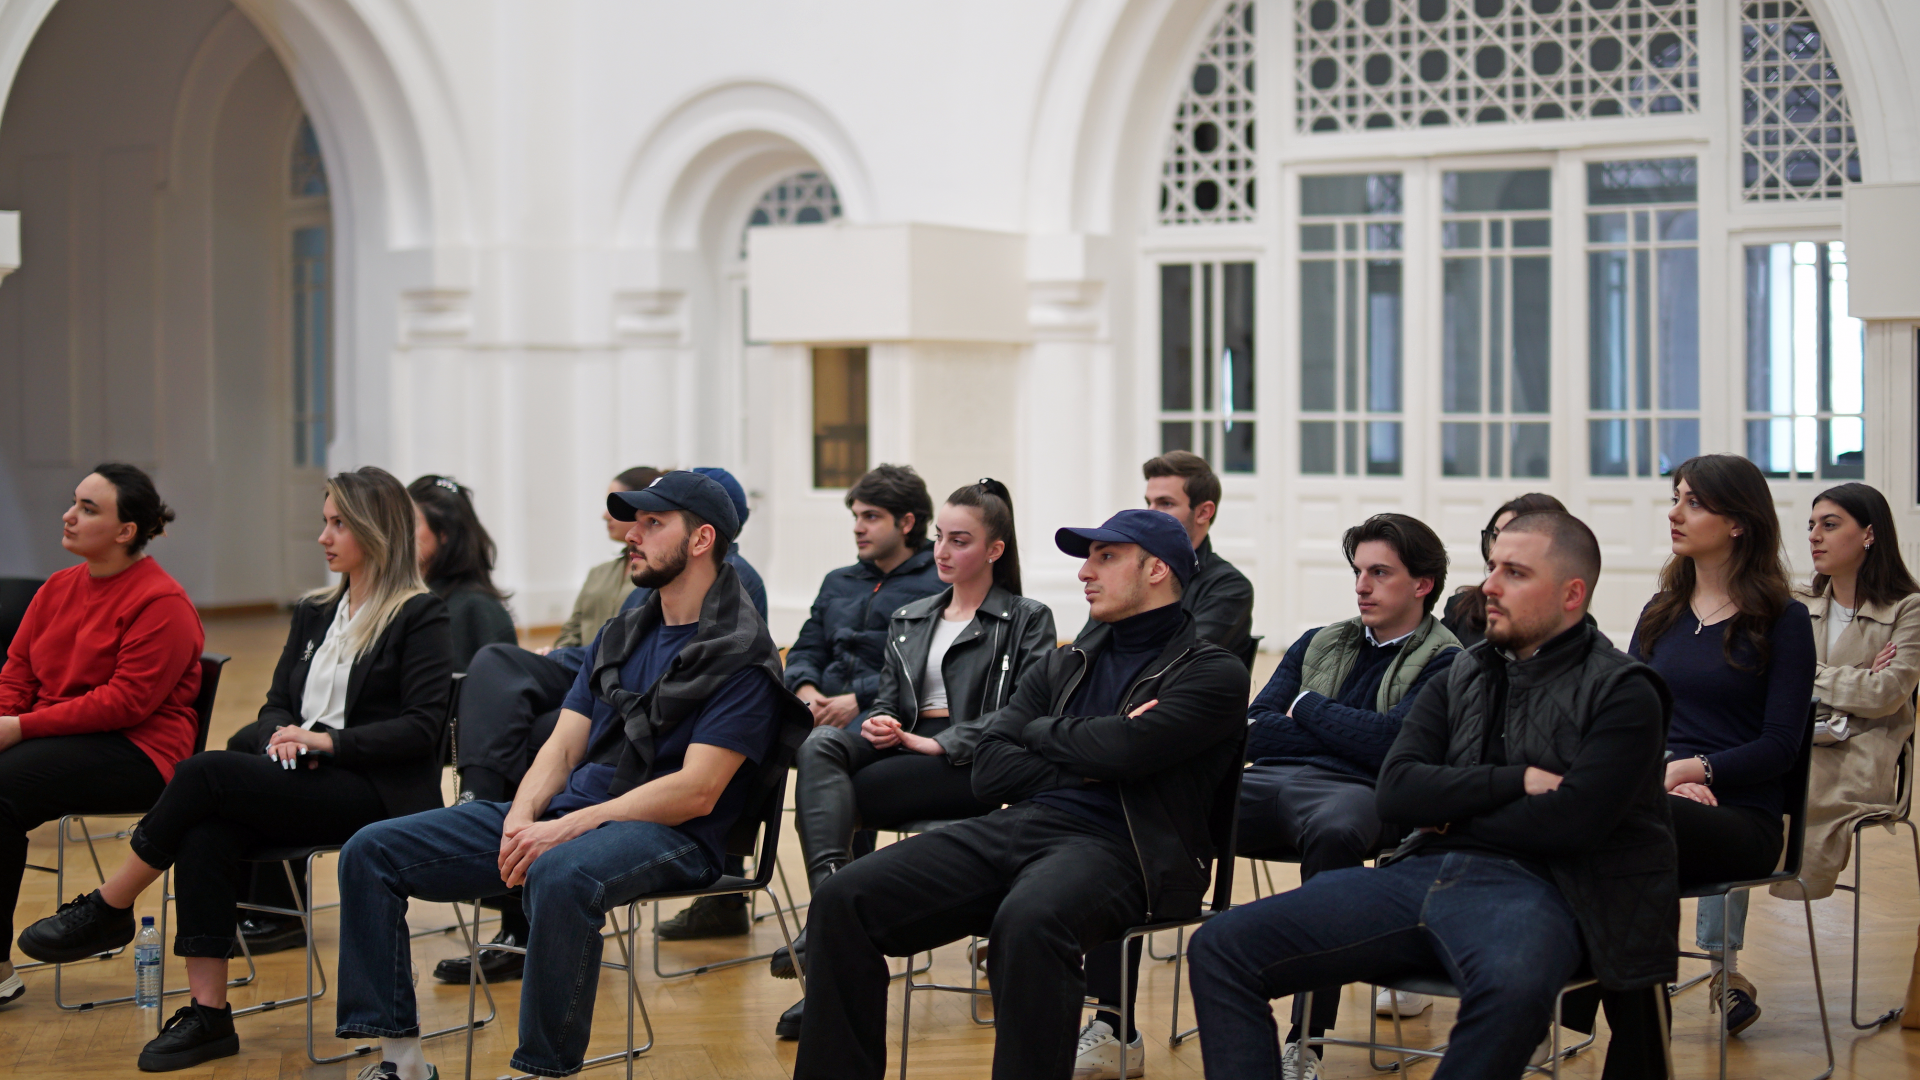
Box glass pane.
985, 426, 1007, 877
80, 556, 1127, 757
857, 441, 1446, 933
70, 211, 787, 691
1489, 256, 1505, 413
1367, 421, 1403, 476
1443, 169, 1552, 212
1160, 265, 1193, 411
1344, 223, 1359, 252
1300, 421, 1337, 474
1747, 418, 1794, 478
1201, 264, 1214, 409
1367, 223, 1403, 251
1511, 256, 1551, 413
1300, 261, 1337, 411
1489, 220, 1505, 249
1635, 417, 1652, 478
1223, 421, 1256, 473
1486, 421, 1503, 476
1511, 422, 1551, 478
1442, 220, 1481, 249
1589, 250, 1629, 410
1511, 219, 1551, 248
1343, 260, 1360, 412
1585, 158, 1698, 205
1589, 418, 1629, 476
1367, 260, 1402, 412
1828, 243, 1864, 415
292, 225, 329, 469
1442, 258, 1481, 413
1658, 247, 1699, 410
1633, 211, 1649, 242
1442, 422, 1482, 477
1744, 245, 1780, 413
1301, 224, 1336, 251
1161, 421, 1194, 454
1823, 417, 1865, 479
1223, 263, 1255, 412
1659, 418, 1698, 476
1634, 249, 1651, 410
1588, 213, 1628, 243
812, 346, 870, 488
1657, 209, 1698, 241
1302, 173, 1402, 215
1343, 420, 1359, 476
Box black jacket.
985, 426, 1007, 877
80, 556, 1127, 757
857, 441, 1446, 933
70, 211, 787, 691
972, 610, 1250, 921
229, 591, 453, 819
1077, 537, 1255, 667
782, 549, 944, 708
866, 583, 1058, 765
429, 580, 517, 674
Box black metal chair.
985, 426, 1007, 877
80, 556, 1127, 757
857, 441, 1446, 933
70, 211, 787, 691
0, 576, 43, 656
1834, 732, 1918, 1028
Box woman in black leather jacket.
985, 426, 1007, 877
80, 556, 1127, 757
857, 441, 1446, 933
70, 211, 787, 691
770, 479, 1056, 1037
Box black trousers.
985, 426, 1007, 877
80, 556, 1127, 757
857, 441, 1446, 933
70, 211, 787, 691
1086, 762, 1386, 1042
128, 750, 387, 957
0, 732, 164, 962
793, 803, 1149, 1080
453, 643, 576, 800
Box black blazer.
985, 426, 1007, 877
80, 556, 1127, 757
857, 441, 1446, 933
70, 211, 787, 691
228, 591, 453, 819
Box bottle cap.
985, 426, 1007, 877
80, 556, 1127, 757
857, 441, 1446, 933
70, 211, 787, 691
141, 916, 154, 926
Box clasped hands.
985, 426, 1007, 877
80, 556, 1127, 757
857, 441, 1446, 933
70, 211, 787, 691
497, 808, 596, 888
265, 724, 334, 769
861, 715, 942, 755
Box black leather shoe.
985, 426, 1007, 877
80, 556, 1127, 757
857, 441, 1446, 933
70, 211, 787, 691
238, 916, 308, 956
775, 997, 804, 1040
431, 929, 526, 984
17, 891, 135, 964
654, 896, 749, 940
138, 1000, 239, 1072
769, 927, 806, 980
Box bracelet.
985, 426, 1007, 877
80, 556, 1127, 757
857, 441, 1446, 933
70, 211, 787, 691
1695, 754, 1714, 787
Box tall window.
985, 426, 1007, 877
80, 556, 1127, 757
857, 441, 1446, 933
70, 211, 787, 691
1439, 169, 1551, 478
1744, 241, 1863, 479
1298, 174, 1402, 477
1741, 1, 1859, 202
812, 346, 869, 489
1161, 263, 1256, 472
1160, 0, 1256, 225
289, 118, 330, 469
1586, 158, 1699, 477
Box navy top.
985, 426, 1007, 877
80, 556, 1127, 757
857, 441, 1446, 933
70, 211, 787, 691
1246, 626, 1457, 780
546, 619, 778, 869
1629, 599, 1815, 817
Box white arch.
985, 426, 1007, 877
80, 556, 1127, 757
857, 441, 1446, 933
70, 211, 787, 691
1805, 0, 1920, 185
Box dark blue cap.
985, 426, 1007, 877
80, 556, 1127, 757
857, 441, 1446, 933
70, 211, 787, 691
608, 470, 740, 541
1055, 509, 1197, 586
692, 467, 750, 530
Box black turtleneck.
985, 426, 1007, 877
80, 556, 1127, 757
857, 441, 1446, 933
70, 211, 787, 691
1029, 600, 1186, 835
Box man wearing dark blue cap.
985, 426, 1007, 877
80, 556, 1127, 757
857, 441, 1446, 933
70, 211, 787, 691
330, 470, 810, 1080
793, 508, 1250, 1080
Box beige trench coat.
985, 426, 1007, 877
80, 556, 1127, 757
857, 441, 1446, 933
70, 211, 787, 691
1769, 584, 1920, 903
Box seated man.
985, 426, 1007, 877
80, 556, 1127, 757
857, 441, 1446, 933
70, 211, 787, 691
794, 509, 1250, 1080
1076, 513, 1459, 1078
1187, 513, 1676, 1080
332, 472, 808, 1080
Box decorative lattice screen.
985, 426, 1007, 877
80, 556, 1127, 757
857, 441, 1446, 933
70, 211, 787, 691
1160, 1, 1258, 226
1740, 1, 1858, 201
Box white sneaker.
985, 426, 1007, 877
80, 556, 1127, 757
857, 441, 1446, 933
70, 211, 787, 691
1072, 1019, 1144, 1080
1281, 1041, 1321, 1080
1374, 987, 1433, 1017
0, 970, 22, 1008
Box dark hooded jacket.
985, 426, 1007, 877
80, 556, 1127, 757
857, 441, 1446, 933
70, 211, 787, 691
782, 548, 943, 708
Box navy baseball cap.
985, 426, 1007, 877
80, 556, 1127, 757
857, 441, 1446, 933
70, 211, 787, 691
1055, 509, 1198, 587
608, 470, 740, 541
692, 467, 750, 529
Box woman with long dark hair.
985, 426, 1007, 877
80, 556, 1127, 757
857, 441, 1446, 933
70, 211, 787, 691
18, 467, 452, 1072
1629, 454, 1814, 1035
408, 475, 516, 671
1442, 493, 1569, 647
769, 478, 1056, 1039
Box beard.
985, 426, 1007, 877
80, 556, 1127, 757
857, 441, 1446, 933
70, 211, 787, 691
1483, 602, 1554, 653
630, 536, 690, 590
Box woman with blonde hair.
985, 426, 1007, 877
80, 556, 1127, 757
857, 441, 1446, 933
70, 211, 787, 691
18, 466, 453, 1073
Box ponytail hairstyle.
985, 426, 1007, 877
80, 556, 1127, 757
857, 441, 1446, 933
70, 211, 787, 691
1449, 492, 1568, 634
945, 478, 1023, 596
407, 475, 507, 600
307, 466, 429, 660
1809, 482, 1920, 609
89, 462, 176, 555
1635, 454, 1792, 670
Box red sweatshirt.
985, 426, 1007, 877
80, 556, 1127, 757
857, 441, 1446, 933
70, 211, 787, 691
0, 557, 205, 781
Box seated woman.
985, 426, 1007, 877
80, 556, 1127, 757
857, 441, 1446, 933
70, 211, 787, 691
409, 474, 516, 672
1627, 454, 1814, 1036
1441, 492, 1567, 648
0, 464, 204, 1010
770, 479, 1056, 1039
17, 466, 452, 1073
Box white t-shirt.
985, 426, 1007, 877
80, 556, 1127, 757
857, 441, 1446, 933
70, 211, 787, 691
299, 598, 357, 731
1827, 602, 1856, 653
918, 615, 972, 713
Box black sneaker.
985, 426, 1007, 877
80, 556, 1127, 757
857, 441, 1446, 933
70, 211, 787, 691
1716, 972, 1763, 1036
775, 997, 804, 1040
138, 1000, 239, 1072
17, 891, 136, 964
769, 927, 806, 980
354, 1061, 440, 1080
238, 916, 308, 956
654, 895, 749, 940
431, 929, 526, 983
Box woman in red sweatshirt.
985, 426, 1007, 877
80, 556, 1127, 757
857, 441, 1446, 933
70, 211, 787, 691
0, 463, 204, 1008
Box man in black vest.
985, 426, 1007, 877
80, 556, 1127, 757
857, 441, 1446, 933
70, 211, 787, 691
330, 472, 808, 1080
793, 509, 1250, 1080
1187, 512, 1675, 1080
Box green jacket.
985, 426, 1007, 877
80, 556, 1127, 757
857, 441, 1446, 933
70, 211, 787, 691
1299, 614, 1461, 713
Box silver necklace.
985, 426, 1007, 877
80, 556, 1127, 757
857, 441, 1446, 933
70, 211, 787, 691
1692, 598, 1735, 634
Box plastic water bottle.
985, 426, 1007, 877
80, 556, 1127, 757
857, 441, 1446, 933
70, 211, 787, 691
134, 916, 162, 1010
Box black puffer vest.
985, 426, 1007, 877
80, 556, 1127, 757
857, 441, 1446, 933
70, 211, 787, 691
1444, 624, 1678, 990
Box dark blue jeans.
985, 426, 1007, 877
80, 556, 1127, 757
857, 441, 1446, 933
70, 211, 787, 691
1188, 853, 1583, 1080
333, 800, 715, 1078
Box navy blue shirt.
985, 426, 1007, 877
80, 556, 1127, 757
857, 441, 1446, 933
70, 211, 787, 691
1245, 626, 1457, 780
546, 619, 778, 870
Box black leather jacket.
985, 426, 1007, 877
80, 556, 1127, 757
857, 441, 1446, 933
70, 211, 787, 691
972, 610, 1250, 921
1076, 537, 1255, 667
865, 583, 1057, 765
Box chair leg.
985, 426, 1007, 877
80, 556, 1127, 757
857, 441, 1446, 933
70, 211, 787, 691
898, 964, 916, 1080
1170, 926, 1199, 1045
1118, 932, 1135, 1080
1850, 817, 1918, 1028
1800, 888, 1837, 1080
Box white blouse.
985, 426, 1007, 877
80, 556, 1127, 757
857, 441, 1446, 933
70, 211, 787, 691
299, 598, 357, 731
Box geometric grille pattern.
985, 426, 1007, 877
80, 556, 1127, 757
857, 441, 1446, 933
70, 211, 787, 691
1294, 0, 1698, 133
740, 170, 843, 255
1160, 0, 1257, 225
1740, 1, 1859, 201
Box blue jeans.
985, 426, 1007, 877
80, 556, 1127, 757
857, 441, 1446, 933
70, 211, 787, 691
1695, 892, 1748, 952
334, 801, 715, 1078
1188, 853, 1583, 1080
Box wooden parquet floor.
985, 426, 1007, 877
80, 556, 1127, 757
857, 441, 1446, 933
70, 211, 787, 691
6, 612, 1920, 1078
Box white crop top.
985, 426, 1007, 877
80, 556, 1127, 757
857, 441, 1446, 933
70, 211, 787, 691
918, 615, 971, 712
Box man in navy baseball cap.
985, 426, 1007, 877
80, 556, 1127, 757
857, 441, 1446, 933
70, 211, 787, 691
607, 469, 740, 542
1056, 508, 1198, 594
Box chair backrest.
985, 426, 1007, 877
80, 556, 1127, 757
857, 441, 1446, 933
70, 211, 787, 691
0, 576, 45, 658
440, 671, 467, 769
1203, 740, 1247, 912
1775, 697, 1819, 879
735, 766, 792, 888
191, 653, 231, 754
